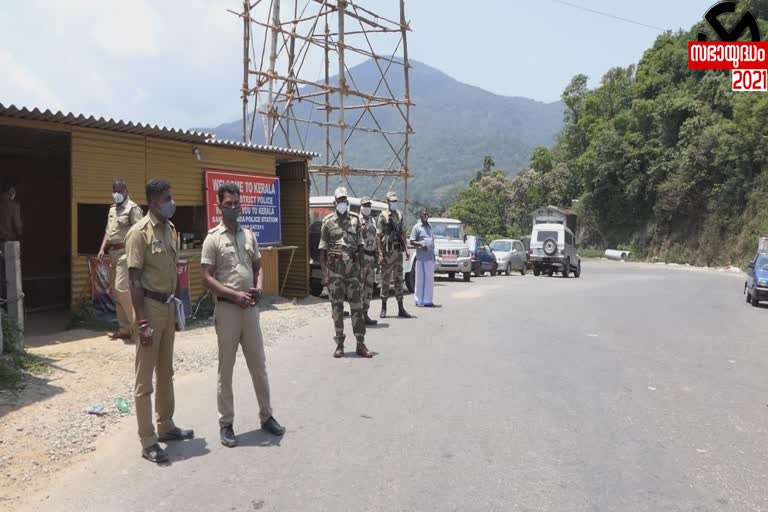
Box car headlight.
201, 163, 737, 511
459, 248, 470, 257
759, 279, 768, 287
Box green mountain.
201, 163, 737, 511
448, 0, 768, 266
198, 59, 563, 204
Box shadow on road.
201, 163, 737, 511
165, 438, 211, 463
237, 429, 283, 448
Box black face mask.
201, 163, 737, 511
221, 206, 242, 222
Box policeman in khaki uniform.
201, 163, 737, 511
359, 197, 378, 326
98, 179, 143, 341
377, 191, 412, 319
126, 179, 193, 464
319, 187, 373, 358
201, 183, 285, 448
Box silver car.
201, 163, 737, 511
490, 239, 528, 276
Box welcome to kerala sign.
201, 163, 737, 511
205, 169, 282, 245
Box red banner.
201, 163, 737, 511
688, 41, 768, 70
88, 256, 115, 315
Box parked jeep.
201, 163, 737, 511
528, 206, 581, 278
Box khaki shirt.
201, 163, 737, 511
106, 198, 143, 246
360, 214, 378, 253
0, 193, 22, 241
125, 212, 178, 295
319, 212, 363, 255
200, 222, 260, 292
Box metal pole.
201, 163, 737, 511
324, 17, 331, 195
242, 1, 251, 143
337, 0, 346, 177
400, 0, 411, 227
267, 0, 281, 145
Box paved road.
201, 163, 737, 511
17, 262, 768, 511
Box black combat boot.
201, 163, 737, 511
380, 298, 387, 319
356, 338, 373, 358
364, 309, 378, 326
333, 336, 345, 358
397, 299, 412, 318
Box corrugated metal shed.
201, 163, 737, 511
0, 103, 319, 159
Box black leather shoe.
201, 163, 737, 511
142, 443, 169, 464
220, 425, 237, 448
158, 427, 195, 442
397, 300, 412, 318
261, 416, 285, 436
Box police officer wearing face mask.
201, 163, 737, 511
201, 183, 285, 448
319, 187, 372, 358
126, 179, 194, 464
359, 197, 379, 326
98, 179, 143, 342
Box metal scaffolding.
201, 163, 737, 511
231, 0, 413, 212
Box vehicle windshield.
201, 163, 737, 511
756, 254, 768, 270
431, 222, 464, 240
490, 241, 511, 252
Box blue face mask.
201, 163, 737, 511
159, 199, 176, 220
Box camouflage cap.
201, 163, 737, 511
334, 186, 348, 200
386, 190, 399, 202
360, 196, 372, 205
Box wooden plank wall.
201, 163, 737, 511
276, 161, 309, 298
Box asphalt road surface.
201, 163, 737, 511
16, 261, 768, 512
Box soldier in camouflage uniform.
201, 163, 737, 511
377, 191, 412, 319
359, 197, 379, 326
319, 187, 373, 358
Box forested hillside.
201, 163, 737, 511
450, 0, 768, 266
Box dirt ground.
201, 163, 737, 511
0, 297, 329, 506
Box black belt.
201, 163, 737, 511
364, 250, 378, 257
217, 296, 236, 305
144, 289, 172, 303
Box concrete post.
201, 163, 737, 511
4, 242, 23, 348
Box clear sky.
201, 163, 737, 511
0, 0, 707, 130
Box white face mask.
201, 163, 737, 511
112, 192, 125, 204
336, 202, 349, 215
361, 206, 372, 216
389, 202, 398, 211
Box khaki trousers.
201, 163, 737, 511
134, 299, 177, 449
109, 248, 134, 337
215, 301, 273, 427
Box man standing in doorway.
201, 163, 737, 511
0, 177, 22, 242
319, 187, 372, 358
126, 179, 194, 464
359, 197, 378, 326
410, 209, 436, 307
377, 191, 411, 319
98, 179, 143, 342
201, 183, 285, 448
